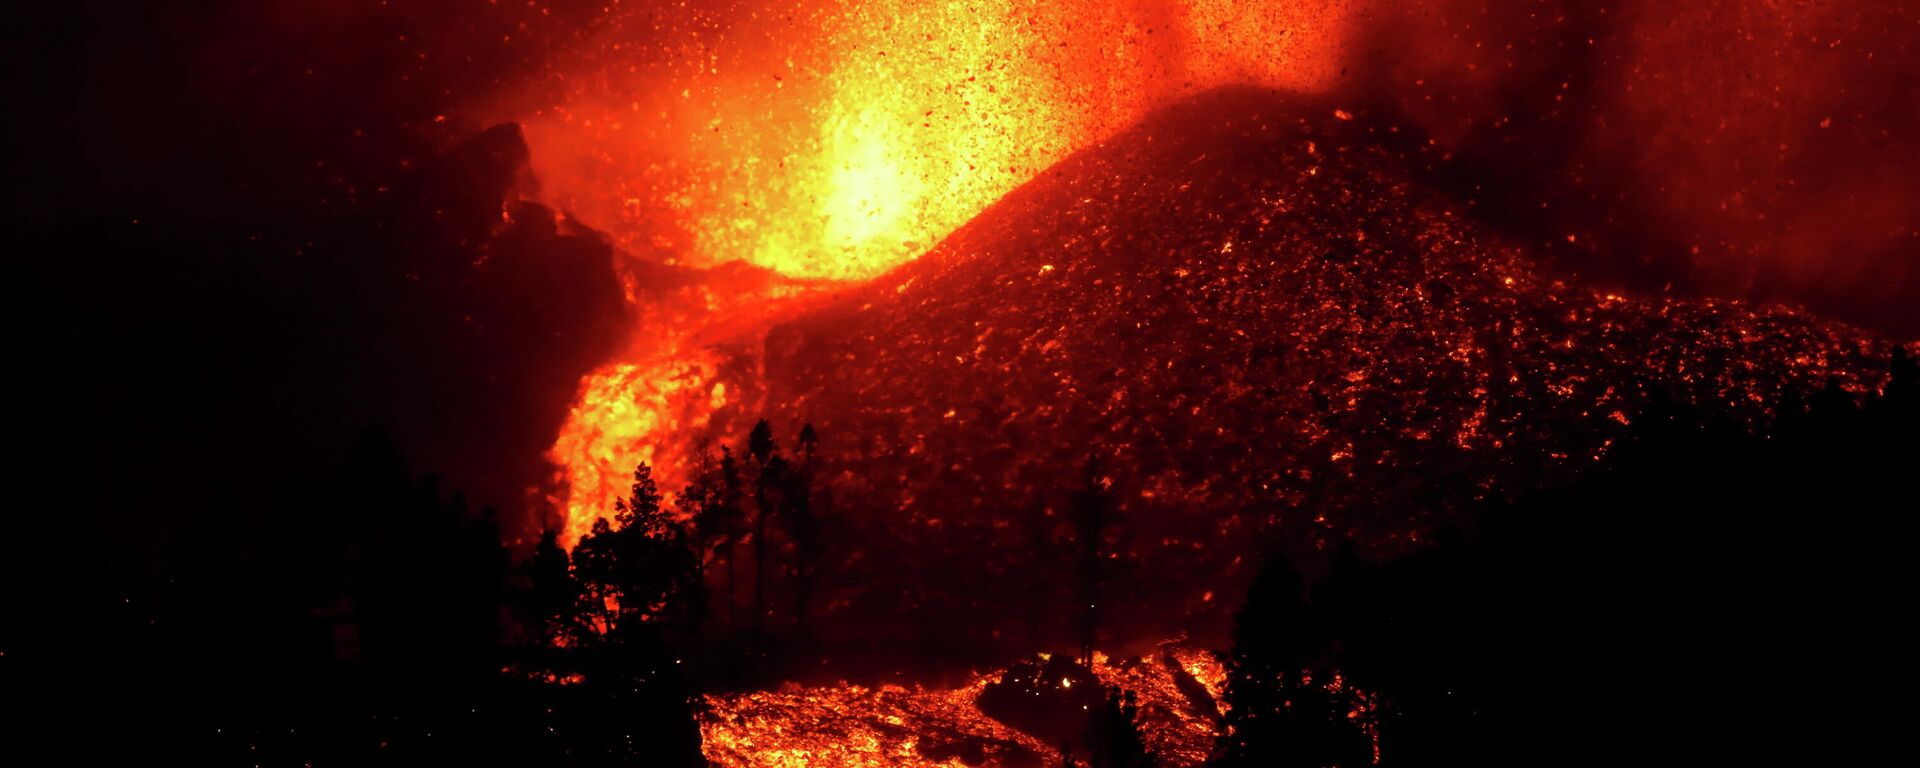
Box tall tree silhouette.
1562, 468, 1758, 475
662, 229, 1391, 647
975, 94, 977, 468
680, 454, 719, 636
1209, 554, 1370, 768
719, 446, 743, 629
521, 527, 581, 645
747, 419, 786, 637
562, 462, 706, 767
1089, 688, 1156, 768
571, 517, 621, 633
1885, 346, 1917, 423
1072, 460, 1114, 666
787, 423, 821, 645
1026, 497, 1052, 651
574, 463, 695, 634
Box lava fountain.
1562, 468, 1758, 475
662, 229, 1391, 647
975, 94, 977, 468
493, 0, 1920, 544
475, 1, 1914, 765
518, 0, 1365, 542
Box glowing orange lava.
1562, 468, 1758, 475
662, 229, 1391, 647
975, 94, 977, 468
697, 646, 1300, 768
515, 0, 1357, 279
550, 352, 721, 544
528, 0, 1367, 540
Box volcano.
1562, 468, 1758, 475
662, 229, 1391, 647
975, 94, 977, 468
583, 86, 1898, 659
656, 84, 1910, 768
26, 5, 1920, 767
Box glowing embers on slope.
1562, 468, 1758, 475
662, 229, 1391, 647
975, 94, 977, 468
698, 647, 1319, 768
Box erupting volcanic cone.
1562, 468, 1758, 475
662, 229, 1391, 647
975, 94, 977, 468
561, 86, 1897, 659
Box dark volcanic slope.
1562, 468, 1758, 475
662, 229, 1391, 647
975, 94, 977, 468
709, 87, 1892, 648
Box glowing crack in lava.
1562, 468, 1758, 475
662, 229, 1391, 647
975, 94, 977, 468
533, 0, 1363, 542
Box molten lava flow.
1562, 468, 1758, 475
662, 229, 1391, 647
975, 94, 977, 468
487, 2, 1919, 764
517, 0, 1920, 546
700, 646, 1377, 768
545, 256, 826, 544
700, 676, 1050, 768
526, 0, 1365, 541
550, 353, 722, 545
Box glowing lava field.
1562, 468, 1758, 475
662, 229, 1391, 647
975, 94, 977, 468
702, 647, 1242, 768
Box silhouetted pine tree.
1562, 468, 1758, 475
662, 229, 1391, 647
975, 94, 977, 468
1210, 554, 1370, 768
719, 446, 743, 629
1072, 460, 1114, 667
1026, 497, 1053, 651
1090, 689, 1156, 768
787, 423, 821, 645
1812, 376, 1858, 427
575, 463, 696, 634
349, 445, 509, 691
521, 528, 581, 645
747, 419, 786, 637
680, 455, 718, 636
1884, 345, 1917, 425
571, 517, 620, 632
559, 462, 705, 767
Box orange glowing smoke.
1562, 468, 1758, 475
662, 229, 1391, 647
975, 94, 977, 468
524, 0, 1363, 540
516, 0, 1358, 280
